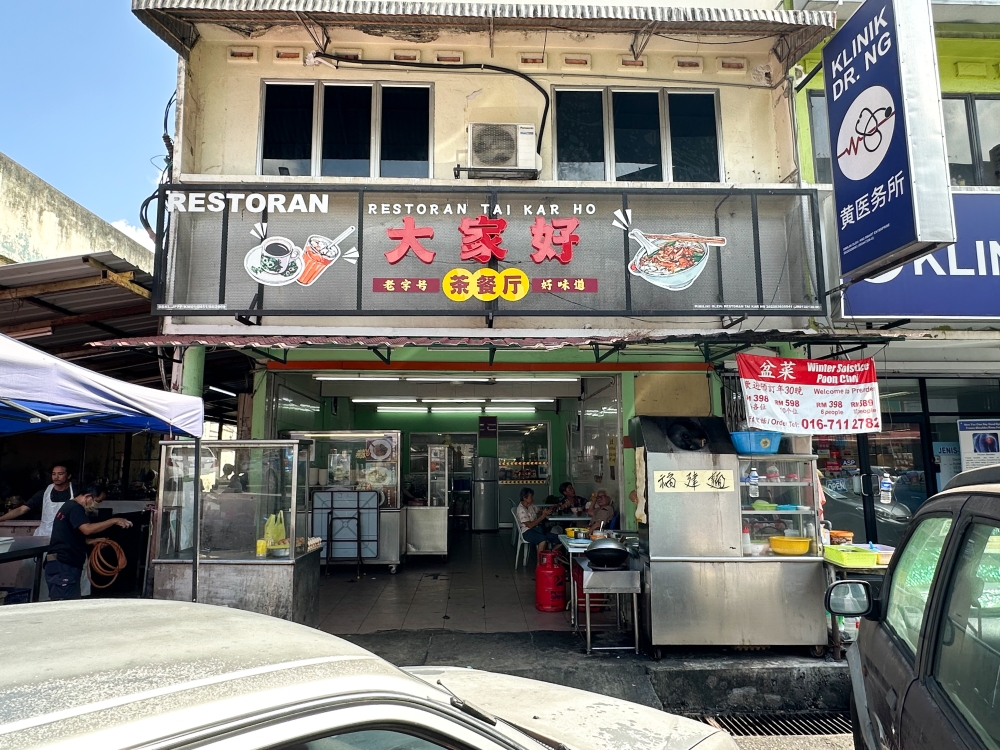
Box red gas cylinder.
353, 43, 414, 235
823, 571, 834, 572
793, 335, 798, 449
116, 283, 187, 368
535, 550, 566, 612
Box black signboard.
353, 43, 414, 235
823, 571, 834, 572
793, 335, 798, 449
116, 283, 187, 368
155, 185, 825, 317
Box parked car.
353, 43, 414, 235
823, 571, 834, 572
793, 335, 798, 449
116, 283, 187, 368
827, 464, 1000, 750
0, 599, 737, 750
822, 481, 913, 548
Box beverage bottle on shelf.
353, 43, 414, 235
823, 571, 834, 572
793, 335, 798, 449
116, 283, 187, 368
742, 524, 753, 555
748, 468, 759, 498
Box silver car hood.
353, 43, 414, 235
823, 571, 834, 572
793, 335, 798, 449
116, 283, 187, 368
404, 666, 737, 750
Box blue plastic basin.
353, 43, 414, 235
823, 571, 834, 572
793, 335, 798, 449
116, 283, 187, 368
731, 431, 782, 455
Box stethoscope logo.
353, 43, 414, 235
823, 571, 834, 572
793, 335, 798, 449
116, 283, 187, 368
836, 85, 897, 181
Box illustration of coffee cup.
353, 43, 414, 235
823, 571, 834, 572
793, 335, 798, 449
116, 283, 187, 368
259, 237, 300, 274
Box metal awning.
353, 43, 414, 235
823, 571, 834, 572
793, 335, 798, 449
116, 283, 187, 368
133, 0, 835, 67
89, 329, 898, 351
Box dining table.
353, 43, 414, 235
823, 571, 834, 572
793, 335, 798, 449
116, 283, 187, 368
0, 537, 51, 602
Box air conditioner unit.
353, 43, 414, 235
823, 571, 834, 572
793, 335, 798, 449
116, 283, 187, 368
468, 122, 536, 171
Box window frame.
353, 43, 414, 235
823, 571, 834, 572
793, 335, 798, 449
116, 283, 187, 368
806, 89, 833, 185
882, 512, 955, 663
552, 86, 724, 183
924, 513, 1000, 750
257, 80, 435, 179
257, 79, 322, 178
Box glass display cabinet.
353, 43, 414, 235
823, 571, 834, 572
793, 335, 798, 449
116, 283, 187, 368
152, 440, 320, 625
287, 430, 405, 571
737, 454, 822, 557
498, 422, 551, 527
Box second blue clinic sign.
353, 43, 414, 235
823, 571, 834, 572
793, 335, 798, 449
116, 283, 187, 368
823, 0, 954, 281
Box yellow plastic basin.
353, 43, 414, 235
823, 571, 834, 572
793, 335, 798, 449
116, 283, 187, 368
769, 536, 811, 556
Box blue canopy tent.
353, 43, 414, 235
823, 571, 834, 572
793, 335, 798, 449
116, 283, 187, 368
0, 333, 205, 598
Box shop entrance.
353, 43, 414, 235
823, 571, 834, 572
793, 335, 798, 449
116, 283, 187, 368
275, 372, 625, 634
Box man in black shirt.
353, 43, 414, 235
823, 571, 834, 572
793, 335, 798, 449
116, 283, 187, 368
44, 484, 132, 600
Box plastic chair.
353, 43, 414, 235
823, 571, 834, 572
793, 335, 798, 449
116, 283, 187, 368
511, 508, 532, 568
510, 500, 519, 546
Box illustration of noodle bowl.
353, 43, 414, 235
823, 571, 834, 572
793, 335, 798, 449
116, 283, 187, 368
627, 229, 726, 291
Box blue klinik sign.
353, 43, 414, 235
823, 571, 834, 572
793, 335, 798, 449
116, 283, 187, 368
844, 193, 1000, 318
823, 0, 955, 281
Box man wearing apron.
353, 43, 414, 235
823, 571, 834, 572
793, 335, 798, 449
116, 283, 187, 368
0, 465, 74, 530
0, 465, 74, 598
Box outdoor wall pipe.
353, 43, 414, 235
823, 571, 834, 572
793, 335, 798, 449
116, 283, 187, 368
192, 436, 201, 602
311, 52, 550, 154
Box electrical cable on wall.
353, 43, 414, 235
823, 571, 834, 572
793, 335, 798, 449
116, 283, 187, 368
310, 52, 550, 155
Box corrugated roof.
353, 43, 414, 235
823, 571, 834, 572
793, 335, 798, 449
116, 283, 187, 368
133, 1, 835, 66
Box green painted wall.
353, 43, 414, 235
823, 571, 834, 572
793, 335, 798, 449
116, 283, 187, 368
795, 37, 1000, 184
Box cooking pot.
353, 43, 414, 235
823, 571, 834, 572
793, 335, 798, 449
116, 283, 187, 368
585, 537, 629, 569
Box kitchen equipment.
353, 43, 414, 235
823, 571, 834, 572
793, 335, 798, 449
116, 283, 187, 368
585, 537, 629, 569
768, 536, 811, 556
472, 457, 498, 532
631, 415, 826, 648
730, 431, 783, 455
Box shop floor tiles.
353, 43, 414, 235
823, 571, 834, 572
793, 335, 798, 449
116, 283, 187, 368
316, 529, 609, 635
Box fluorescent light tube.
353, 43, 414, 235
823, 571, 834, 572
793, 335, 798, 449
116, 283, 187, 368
485, 406, 536, 413
491, 377, 578, 382
430, 407, 484, 413
421, 398, 486, 403
207, 385, 237, 397
353, 397, 417, 403
489, 398, 554, 403
405, 377, 491, 382
376, 406, 428, 413
313, 375, 401, 381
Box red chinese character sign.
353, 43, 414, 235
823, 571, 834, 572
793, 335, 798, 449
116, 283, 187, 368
385, 216, 435, 264
736, 354, 881, 435
458, 216, 508, 263
530, 217, 579, 264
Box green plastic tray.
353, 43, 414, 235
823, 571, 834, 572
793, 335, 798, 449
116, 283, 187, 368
824, 545, 879, 568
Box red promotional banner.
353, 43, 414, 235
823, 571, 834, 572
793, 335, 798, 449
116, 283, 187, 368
736, 354, 881, 435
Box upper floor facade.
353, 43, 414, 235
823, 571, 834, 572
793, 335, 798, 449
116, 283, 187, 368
134, 0, 836, 332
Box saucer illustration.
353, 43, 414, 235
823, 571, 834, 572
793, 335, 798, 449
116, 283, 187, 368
244, 238, 304, 287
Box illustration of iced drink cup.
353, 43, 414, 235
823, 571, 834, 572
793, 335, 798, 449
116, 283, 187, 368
298, 227, 354, 286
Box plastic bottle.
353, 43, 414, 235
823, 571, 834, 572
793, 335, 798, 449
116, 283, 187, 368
742, 524, 753, 555
879, 473, 893, 504
748, 467, 759, 498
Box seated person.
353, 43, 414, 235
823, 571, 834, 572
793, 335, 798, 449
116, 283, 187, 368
588, 490, 615, 531
557, 481, 586, 515
515, 487, 561, 553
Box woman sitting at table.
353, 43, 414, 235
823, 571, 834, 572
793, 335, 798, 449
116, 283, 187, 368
515, 487, 562, 554
557, 482, 586, 516
588, 490, 615, 531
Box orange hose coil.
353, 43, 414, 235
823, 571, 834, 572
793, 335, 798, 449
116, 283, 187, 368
88, 538, 127, 589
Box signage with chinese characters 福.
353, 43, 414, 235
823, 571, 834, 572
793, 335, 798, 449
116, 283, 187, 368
822, 0, 954, 281
157, 187, 823, 317
652, 469, 734, 493
736, 353, 881, 435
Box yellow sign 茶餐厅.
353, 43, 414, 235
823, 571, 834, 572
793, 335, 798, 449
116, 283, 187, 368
652, 469, 734, 493
443, 267, 529, 302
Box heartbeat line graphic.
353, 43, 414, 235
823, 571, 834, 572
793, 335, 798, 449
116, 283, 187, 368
838, 107, 895, 159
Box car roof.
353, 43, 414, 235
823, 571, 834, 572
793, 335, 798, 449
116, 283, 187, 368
0, 600, 430, 749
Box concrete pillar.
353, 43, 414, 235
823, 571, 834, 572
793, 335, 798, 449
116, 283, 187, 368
180, 346, 206, 398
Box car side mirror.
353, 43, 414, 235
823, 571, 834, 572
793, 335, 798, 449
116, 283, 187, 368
825, 580, 875, 619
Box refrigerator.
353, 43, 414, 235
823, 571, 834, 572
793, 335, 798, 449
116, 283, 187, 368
472, 456, 498, 532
